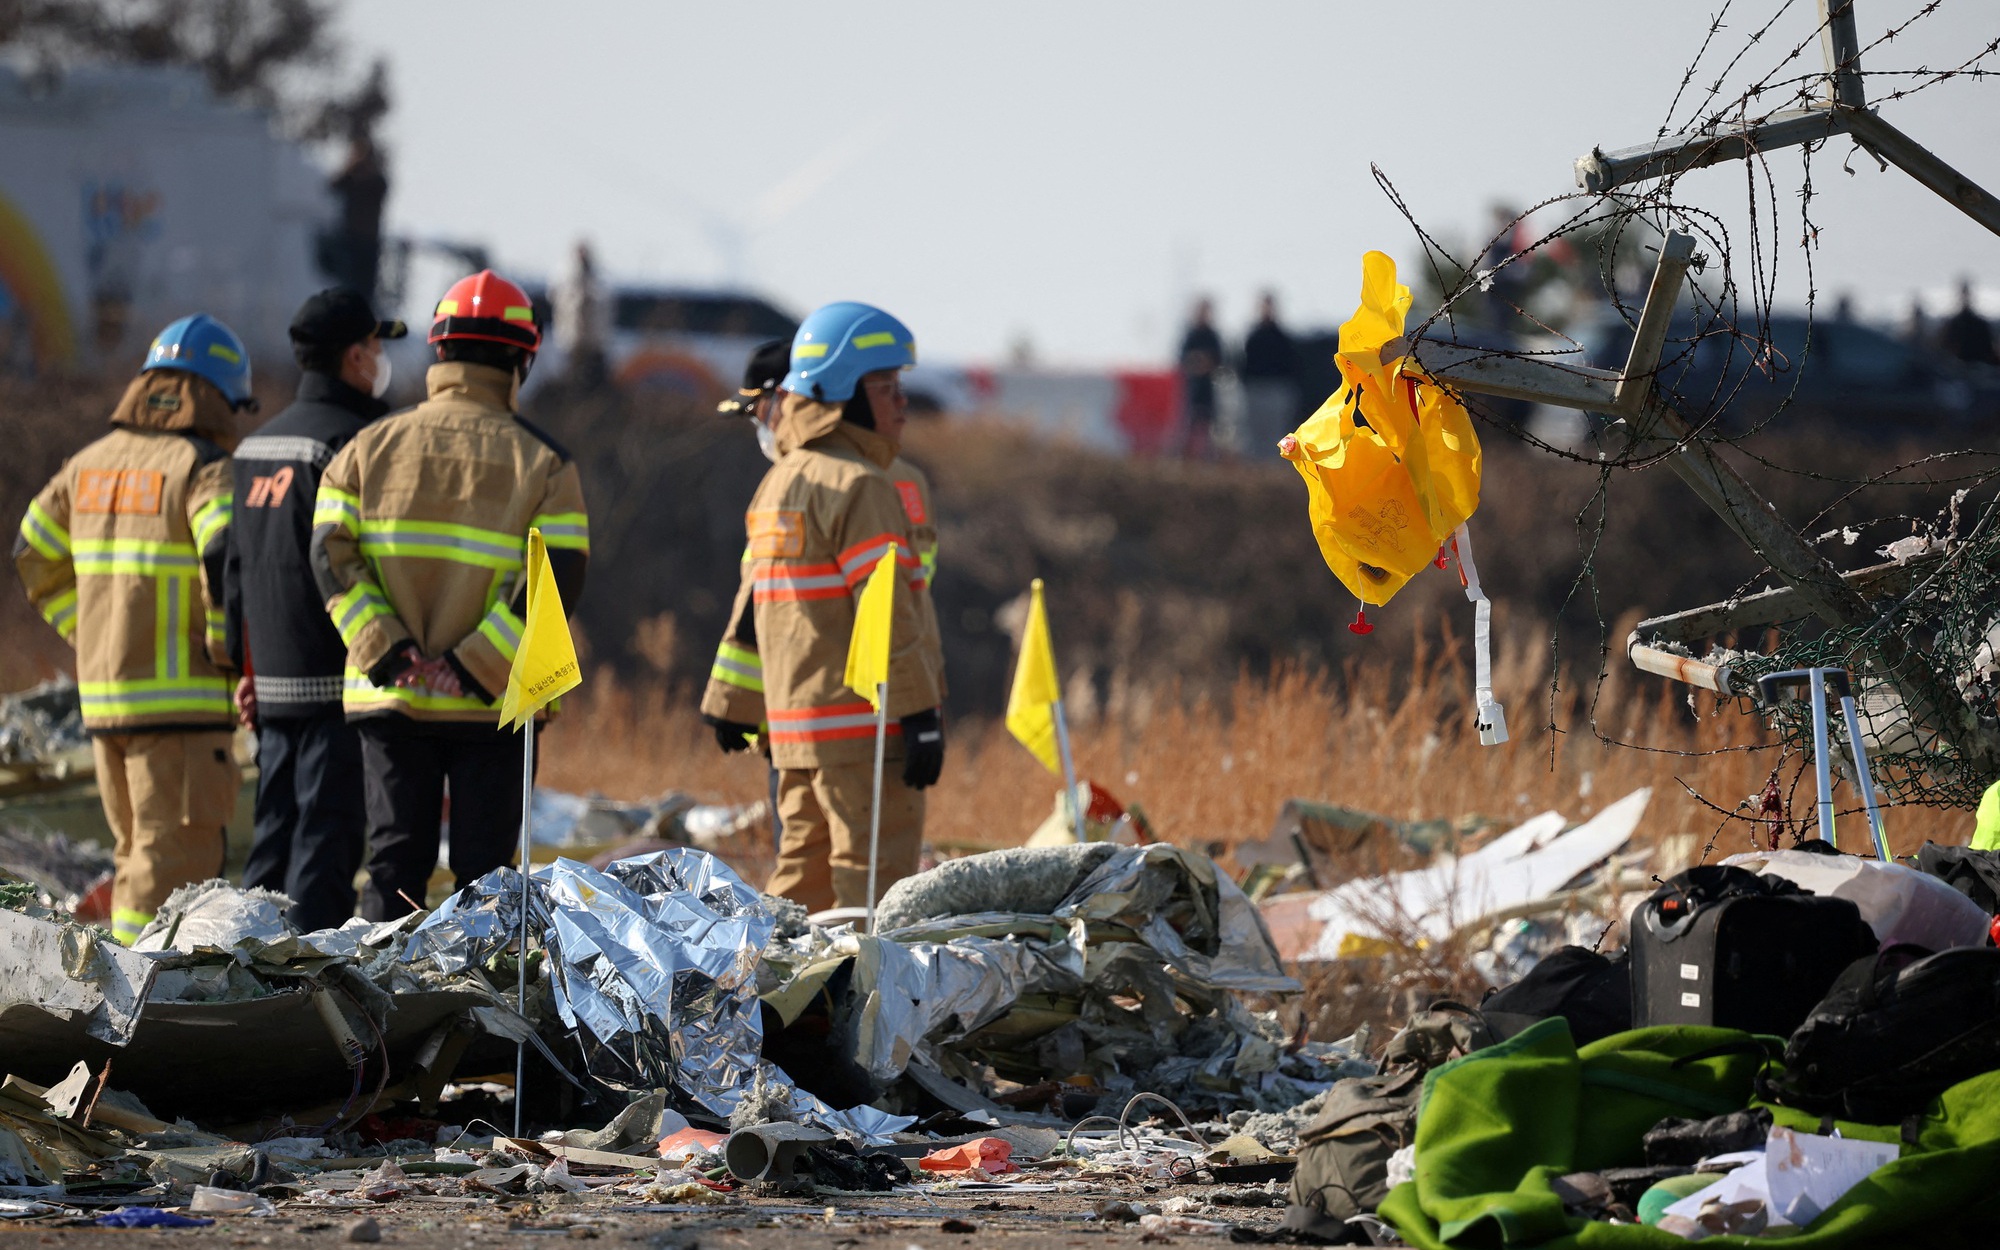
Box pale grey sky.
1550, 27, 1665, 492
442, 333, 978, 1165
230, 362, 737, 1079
345, 0, 2000, 365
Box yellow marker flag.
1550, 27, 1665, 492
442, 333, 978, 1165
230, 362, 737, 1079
498, 528, 581, 731
845, 541, 898, 710
1005, 579, 1062, 774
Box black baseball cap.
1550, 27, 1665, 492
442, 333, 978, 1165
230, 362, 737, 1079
290, 287, 408, 349
717, 338, 792, 416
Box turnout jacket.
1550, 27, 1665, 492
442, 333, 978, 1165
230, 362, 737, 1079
14, 370, 238, 732
704, 454, 940, 729
310, 362, 588, 725
701, 394, 942, 768
224, 372, 387, 718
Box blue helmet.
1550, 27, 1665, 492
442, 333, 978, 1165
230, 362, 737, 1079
783, 301, 916, 402
144, 314, 253, 407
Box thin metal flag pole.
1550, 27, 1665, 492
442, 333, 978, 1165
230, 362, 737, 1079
1052, 697, 1086, 843
865, 681, 887, 934
513, 716, 534, 1138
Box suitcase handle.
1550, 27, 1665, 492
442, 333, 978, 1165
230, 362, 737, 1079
1643, 888, 1701, 941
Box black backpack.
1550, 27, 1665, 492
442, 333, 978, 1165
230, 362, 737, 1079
1916, 843, 2000, 916
1764, 945, 2000, 1122
1480, 946, 1632, 1046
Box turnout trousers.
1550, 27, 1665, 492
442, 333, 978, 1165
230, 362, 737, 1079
356, 719, 536, 922
93, 729, 237, 944
766, 761, 924, 914
241, 710, 367, 933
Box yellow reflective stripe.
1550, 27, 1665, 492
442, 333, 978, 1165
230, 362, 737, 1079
739, 543, 753, 567
502, 305, 534, 322
477, 602, 523, 663
72, 539, 198, 575
155, 574, 173, 678
436, 299, 460, 316
331, 582, 394, 646
190, 496, 231, 555
206, 341, 241, 364
112, 908, 153, 943
79, 677, 231, 719
20, 499, 70, 559
313, 486, 361, 531
531, 512, 590, 552
42, 587, 78, 637
711, 642, 764, 693
343, 669, 492, 714
920, 544, 937, 579
358, 519, 525, 571
794, 343, 829, 359
852, 332, 896, 349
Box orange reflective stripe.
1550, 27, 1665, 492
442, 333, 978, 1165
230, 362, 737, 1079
837, 533, 920, 586
753, 560, 847, 602
766, 700, 903, 744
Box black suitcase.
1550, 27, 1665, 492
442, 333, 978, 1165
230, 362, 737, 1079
1631, 865, 1879, 1036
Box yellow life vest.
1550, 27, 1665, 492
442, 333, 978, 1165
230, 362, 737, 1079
1281, 251, 1482, 606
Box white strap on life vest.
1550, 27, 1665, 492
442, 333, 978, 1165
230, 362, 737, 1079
1454, 523, 1508, 746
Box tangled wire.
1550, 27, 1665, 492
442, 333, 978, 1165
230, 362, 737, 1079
1374, 1, 2000, 830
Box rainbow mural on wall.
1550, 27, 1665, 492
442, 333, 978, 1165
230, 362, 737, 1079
0, 186, 77, 370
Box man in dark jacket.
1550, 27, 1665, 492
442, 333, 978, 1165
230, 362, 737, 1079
1240, 291, 1300, 455
225, 289, 404, 931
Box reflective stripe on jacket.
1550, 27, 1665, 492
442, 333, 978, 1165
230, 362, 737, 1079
13, 370, 238, 731
699, 396, 942, 768
310, 361, 588, 725
703, 455, 939, 730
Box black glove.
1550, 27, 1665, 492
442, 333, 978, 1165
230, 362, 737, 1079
900, 708, 945, 789
704, 715, 758, 754
366, 640, 421, 688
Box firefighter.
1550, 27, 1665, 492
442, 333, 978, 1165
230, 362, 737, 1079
311, 270, 588, 921
15, 315, 253, 943
701, 302, 944, 913
225, 288, 406, 932
703, 339, 945, 852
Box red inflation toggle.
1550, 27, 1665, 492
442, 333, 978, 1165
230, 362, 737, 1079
1349, 609, 1374, 636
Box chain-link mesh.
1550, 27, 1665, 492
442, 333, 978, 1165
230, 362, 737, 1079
1705, 497, 2000, 808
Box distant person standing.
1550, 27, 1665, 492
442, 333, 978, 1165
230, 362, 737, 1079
553, 240, 611, 390
1240, 291, 1300, 455
1178, 297, 1223, 459
1939, 280, 1997, 367
226, 289, 405, 933
325, 137, 389, 303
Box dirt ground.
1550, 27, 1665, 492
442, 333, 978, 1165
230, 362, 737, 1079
8, 1187, 1292, 1247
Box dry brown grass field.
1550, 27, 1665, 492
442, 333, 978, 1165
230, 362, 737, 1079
542, 619, 1976, 885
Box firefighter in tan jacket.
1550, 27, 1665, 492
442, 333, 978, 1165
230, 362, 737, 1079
705, 339, 943, 852
702, 302, 944, 912
14, 315, 254, 943
311, 271, 589, 920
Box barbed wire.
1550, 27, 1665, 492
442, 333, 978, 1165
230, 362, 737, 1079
1377, 0, 2000, 812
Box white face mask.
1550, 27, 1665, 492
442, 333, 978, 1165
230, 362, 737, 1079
368, 350, 393, 399
753, 418, 780, 463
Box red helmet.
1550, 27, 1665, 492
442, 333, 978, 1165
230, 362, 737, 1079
428, 270, 541, 352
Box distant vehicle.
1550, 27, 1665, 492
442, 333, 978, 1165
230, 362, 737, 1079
0, 63, 332, 379
535, 284, 798, 399
1570, 308, 2000, 436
